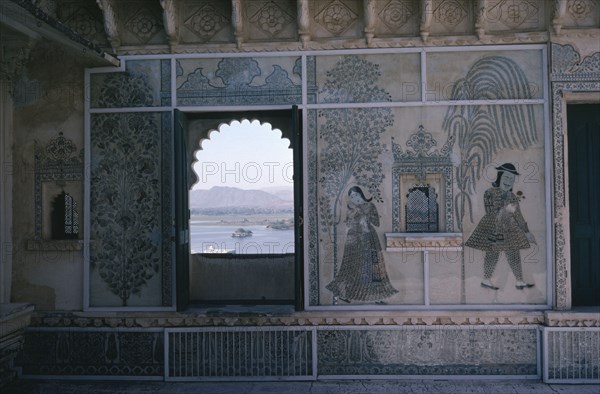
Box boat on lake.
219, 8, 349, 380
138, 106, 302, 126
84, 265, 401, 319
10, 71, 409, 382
231, 228, 253, 238
203, 245, 236, 254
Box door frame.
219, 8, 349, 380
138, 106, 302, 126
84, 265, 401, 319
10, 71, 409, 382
174, 108, 304, 311
552, 90, 600, 309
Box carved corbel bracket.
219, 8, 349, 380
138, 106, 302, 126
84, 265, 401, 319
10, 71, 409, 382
232, 0, 244, 49
474, 0, 488, 40
297, 0, 310, 48
552, 0, 568, 35
96, 0, 120, 51
160, 0, 179, 50
0, 35, 35, 91
363, 0, 376, 46
420, 0, 433, 42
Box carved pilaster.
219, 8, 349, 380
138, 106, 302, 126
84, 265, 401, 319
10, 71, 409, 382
160, 0, 179, 49
474, 0, 488, 40
96, 0, 120, 51
363, 0, 376, 46
552, 0, 568, 35
420, 0, 433, 42
0, 36, 34, 87
297, 0, 310, 48
232, 0, 244, 49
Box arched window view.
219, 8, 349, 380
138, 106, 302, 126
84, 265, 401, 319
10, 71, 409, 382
191, 119, 294, 254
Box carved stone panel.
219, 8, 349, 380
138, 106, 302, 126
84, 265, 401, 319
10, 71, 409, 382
310, 0, 363, 39
179, 1, 233, 44
485, 0, 546, 33
90, 59, 171, 108
89, 112, 172, 308
245, 0, 298, 42
21, 329, 164, 377
176, 56, 305, 106
429, 0, 474, 36
317, 327, 538, 376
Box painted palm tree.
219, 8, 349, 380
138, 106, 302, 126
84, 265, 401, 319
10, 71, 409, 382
442, 56, 538, 230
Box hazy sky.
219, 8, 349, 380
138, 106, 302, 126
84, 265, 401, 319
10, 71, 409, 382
192, 119, 293, 190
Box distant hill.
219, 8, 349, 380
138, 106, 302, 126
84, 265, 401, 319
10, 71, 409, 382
189, 186, 293, 209
260, 186, 294, 202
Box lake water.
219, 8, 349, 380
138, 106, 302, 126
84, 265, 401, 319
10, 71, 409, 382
190, 221, 295, 254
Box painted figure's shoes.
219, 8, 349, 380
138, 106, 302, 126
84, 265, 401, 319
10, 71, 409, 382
516, 281, 534, 289
481, 280, 499, 290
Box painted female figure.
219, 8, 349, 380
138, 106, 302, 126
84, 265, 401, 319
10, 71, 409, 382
465, 163, 536, 290
326, 186, 398, 302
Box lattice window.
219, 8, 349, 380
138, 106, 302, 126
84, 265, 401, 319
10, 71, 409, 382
405, 184, 438, 232
64, 193, 79, 236
51, 191, 79, 239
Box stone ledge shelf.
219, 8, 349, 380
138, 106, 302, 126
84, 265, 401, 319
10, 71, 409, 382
0, 303, 34, 387
26, 239, 82, 252
385, 233, 463, 252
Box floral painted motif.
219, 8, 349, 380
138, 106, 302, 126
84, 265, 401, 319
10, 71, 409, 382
177, 57, 302, 106
317, 56, 393, 301
90, 113, 167, 306
94, 72, 155, 108
442, 56, 538, 230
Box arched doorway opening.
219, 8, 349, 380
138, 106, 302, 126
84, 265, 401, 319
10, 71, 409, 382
174, 108, 303, 311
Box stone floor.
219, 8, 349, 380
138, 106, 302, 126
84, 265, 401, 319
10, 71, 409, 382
4, 379, 600, 394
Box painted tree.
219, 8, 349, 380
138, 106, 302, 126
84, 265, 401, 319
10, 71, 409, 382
91, 113, 162, 306
318, 56, 393, 285
442, 56, 538, 230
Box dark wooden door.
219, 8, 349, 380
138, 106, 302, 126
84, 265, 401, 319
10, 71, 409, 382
291, 105, 304, 311
568, 104, 600, 306
174, 109, 190, 311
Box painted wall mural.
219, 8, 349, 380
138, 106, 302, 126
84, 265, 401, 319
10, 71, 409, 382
465, 163, 537, 291
326, 186, 398, 303
176, 56, 309, 106
312, 51, 547, 307
90, 112, 172, 307
85, 46, 548, 309
316, 56, 394, 304
90, 59, 171, 108
441, 56, 538, 231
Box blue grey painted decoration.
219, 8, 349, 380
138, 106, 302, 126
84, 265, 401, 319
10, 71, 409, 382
317, 328, 538, 375
391, 125, 455, 233
317, 56, 394, 304
90, 112, 172, 307
21, 330, 163, 377
442, 56, 538, 230
91, 60, 168, 108
34, 132, 83, 240
176, 57, 304, 106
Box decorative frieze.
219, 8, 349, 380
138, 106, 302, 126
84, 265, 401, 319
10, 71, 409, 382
386, 233, 463, 250
545, 311, 600, 327
318, 327, 538, 376
21, 328, 163, 377
29, 310, 546, 329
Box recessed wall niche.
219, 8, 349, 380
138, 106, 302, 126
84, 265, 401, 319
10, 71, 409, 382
391, 126, 455, 233
27, 132, 83, 251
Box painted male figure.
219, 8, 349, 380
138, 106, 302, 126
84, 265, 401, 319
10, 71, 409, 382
465, 163, 536, 290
